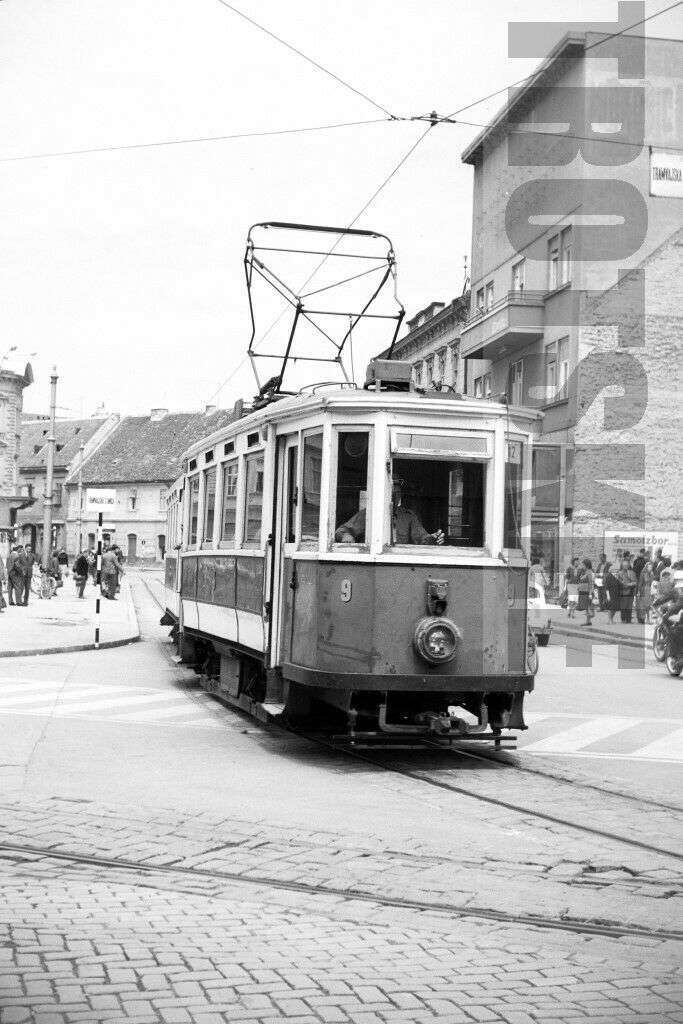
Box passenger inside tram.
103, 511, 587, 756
334, 429, 485, 547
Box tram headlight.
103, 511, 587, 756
413, 616, 461, 665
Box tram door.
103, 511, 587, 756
270, 435, 299, 667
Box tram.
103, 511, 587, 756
161, 223, 541, 743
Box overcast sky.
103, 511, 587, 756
1, 0, 681, 417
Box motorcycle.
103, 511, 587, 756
652, 610, 670, 662
664, 620, 683, 677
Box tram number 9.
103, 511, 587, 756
340, 579, 352, 603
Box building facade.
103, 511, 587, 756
459, 32, 683, 580
385, 295, 469, 392
0, 361, 34, 556
64, 407, 234, 563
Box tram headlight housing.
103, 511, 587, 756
413, 616, 461, 665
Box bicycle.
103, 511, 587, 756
526, 625, 539, 675
30, 569, 57, 600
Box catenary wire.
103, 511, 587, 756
203, 124, 433, 406
0, 118, 391, 165
214, 0, 397, 119
445, 0, 683, 119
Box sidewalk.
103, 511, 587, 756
545, 603, 654, 648
0, 575, 140, 657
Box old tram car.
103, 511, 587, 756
163, 362, 540, 743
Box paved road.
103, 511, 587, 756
0, 577, 681, 1023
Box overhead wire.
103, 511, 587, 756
214, 0, 398, 119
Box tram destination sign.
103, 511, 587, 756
85, 489, 117, 515
650, 148, 683, 198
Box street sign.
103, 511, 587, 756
85, 489, 116, 515
650, 148, 683, 198
604, 530, 678, 563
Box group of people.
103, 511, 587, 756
557, 547, 678, 626
0, 541, 126, 608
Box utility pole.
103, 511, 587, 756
76, 439, 85, 553
41, 367, 58, 571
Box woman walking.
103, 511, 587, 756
636, 560, 655, 624
603, 561, 621, 624
616, 557, 637, 624
577, 558, 596, 626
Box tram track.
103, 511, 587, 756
0, 838, 681, 945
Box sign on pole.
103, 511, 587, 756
650, 148, 683, 198
603, 530, 679, 563
85, 489, 116, 516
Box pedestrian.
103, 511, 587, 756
47, 549, 62, 596
0, 553, 6, 612
577, 558, 596, 626
595, 552, 608, 610
8, 545, 27, 606
88, 548, 98, 586
603, 561, 621, 624
22, 544, 36, 606
564, 557, 580, 618
616, 557, 637, 624
632, 547, 647, 581
653, 548, 666, 580
72, 549, 90, 599
57, 547, 69, 577
110, 543, 124, 593
636, 560, 654, 624
529, 557, 549, 589
100, 546, 124, 600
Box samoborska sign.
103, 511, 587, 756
650, 149, 683, 198
85, 489, 116, 515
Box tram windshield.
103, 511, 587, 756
390, 458, 485, 547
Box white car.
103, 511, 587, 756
528, 580, 553, 647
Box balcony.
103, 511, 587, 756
460, 290, 545, 361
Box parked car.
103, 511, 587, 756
528, 581, 553, 647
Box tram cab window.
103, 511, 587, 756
301, 433, 323, 543
243, 453, 265, 545
334, 431, 370, 544
390, 457, 485, 548
504, 440, 524, 550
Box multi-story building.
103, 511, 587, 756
459, 31, 682, 580
17, 414, 119, 553
64, 407, 234, 563
0, 360, 35, 555
386, 296, 469, 392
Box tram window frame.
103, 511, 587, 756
187, 474, 200, 549
201, 466, 217, 549
388, 429, 491, 551
243, 451, 265, 548
219, 459, 239, 548
504, 438, 526, 553
331, 427, 373, 549
300, 430, 323, 547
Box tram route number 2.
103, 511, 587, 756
340, 579, 352, 603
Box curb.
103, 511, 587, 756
0, 634, 141, 659
552, 625, 650, 649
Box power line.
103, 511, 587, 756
203, 124, 434, 407
214, 0, 398, 119
0, 118, 391, 165
446, 0, 683, 119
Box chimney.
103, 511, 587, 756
204, 404, 216, 415
150, 408, 168, 422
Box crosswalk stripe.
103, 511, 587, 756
0, 686, 118, 708
0, 680, 67, 695
521, 717, 634, 753
116, 703, 222, 722
53, 691, 192, 714
630, 727, 683, 760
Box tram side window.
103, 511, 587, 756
244, 453, 265, 546
504, 442, 523, 550
391, 457, 485, 547
301, 433, 323, 543
221, 461, 238, 545
334, 431, 370, 544
202, 467, 217, 547
188, 476, 200, 547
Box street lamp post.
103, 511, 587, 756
41, 367, 58, 571
77, 440, 85, 553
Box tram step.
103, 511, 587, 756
261, 701, 286, 717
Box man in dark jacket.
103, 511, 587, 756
8, 545, 27, 606
101, 547, 124, 600
72, 550, 90, 599
22, 544, 36, 606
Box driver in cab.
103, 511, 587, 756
335, 476, 445, 545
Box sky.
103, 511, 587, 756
1, 0, 682, 417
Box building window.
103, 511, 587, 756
510, 360, 524, 405
548, 236, 559, 290
202, 467, 217, 546
243, 453, 264, 546
545, 338, 569, 402
188, 476, 200, 546
512, 259, 525, 292
485, 282, 494, 311
425, 357, 434, 386
127, 488, 137, 511
159, 487, 167, 510
558, 336, 569, 399
474, 376, 483, 399
548, 227, 572, 290
476, 288, 484, 314
437, 349, 446, 381
53, 484, 62, 507
413, 362, 422, 386
449, 345, 459, 387
220, 461, 238, 544
483, 373, 492, 397
546, 342, 557, 392
560, 227, 572, 285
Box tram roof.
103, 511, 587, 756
181, 388, 542, 464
